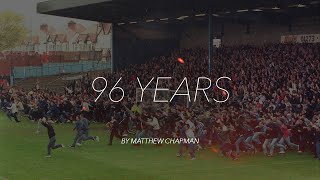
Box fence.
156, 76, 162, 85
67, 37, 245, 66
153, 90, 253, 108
13, 60, 111, 79
46, 51, 104, 63
0, 51, 105, 76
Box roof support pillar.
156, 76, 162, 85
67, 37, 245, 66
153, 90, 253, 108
111, 23, 115, 72
208, 11, 213, 75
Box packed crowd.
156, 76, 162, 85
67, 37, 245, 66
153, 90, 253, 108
1, 43, 320, 160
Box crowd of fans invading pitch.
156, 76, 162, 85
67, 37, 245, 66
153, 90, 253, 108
0, 43, 320, 160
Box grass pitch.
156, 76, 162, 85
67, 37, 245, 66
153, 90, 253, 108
0, 112, 319, 180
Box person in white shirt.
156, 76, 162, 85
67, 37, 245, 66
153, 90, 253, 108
16, 100, 25, 119
82, 100, 91, 119
180, 113, 195, 131
186, 119, 195, 131
142, 115, 161, 138
185, 124, 196, 160
7, 99, 20, 122
146, 117, 160, 130
17, 101, 24, 112
82, 101, 90, 112
185, 126, 195, 138
65, 86, 73, 94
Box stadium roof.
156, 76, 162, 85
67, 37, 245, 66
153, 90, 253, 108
38, 0, 320, 24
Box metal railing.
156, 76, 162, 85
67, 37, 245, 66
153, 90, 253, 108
13, 60, 111, 79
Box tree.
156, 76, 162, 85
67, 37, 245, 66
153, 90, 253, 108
0, 11, 27, 51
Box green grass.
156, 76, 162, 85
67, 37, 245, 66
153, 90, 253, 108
0, 112, 319, 180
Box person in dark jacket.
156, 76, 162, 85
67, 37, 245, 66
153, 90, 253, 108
106, 116, 122, 145
41, 117, 64, 158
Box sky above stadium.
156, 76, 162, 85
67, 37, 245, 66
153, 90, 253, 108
0, 0, 97, 34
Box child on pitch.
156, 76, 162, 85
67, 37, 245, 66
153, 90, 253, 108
40, 117, 64, 158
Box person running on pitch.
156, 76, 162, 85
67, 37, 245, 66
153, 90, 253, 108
176, 121, 187, 157
6, 98, 21, 122
70, 115, 84, 148
35, 109, 46, 134
186, 124, 197, 160
40, 117, 64, 158
278, 118, 301, 154
106, 116, 122, 145
121, 102, 144, 145
77, 113, 99, 145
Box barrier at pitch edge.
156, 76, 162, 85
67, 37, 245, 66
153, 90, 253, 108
281, 34, 320, 44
